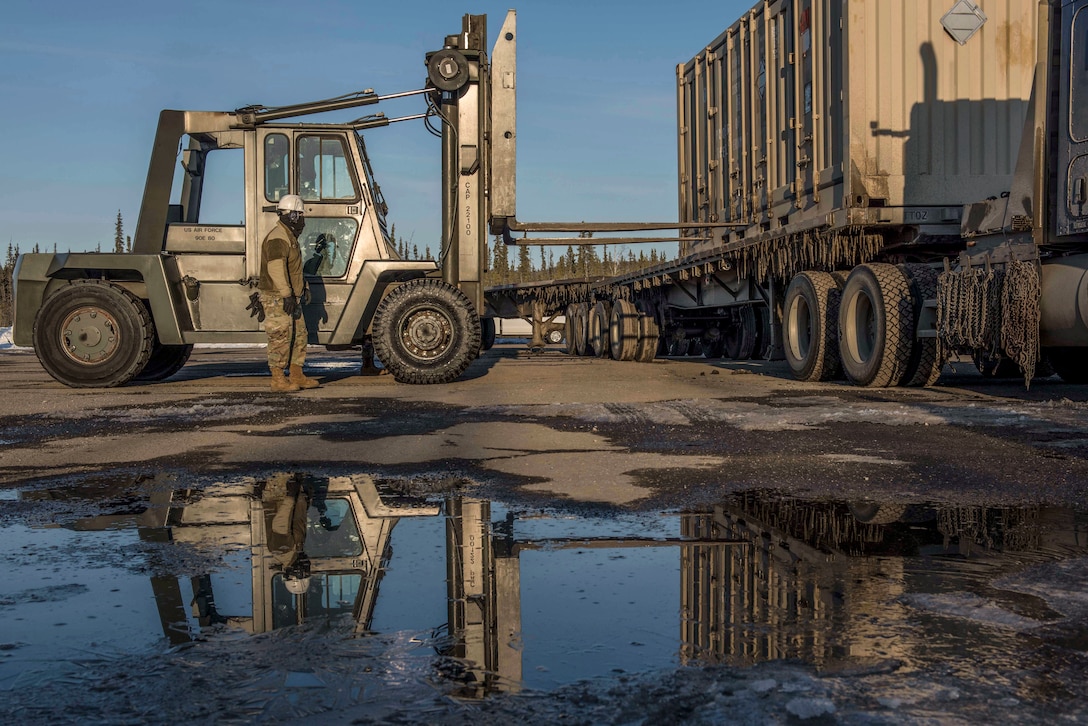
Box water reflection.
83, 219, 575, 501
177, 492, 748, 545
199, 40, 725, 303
9, 478, 1088, 699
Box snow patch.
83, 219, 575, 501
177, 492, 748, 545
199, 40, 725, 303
0, 326, 23, 350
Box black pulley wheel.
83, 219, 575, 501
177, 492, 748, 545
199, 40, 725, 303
427, 49, 470, 92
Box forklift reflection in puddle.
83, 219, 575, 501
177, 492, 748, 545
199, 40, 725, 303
47, 480, 1087, 698
133, 473, 439, 638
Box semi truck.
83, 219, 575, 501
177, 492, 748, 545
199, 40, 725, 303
14, 1, 1088, 389
489, 0, 1088, 388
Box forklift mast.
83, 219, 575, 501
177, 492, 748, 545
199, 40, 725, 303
428, 11, 517, 313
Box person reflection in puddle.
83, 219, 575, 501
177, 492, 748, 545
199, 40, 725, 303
266, 473, 312, 596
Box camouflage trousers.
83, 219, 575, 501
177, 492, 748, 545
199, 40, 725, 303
260, 292, 308, 369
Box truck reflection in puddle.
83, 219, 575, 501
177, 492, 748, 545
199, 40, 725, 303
32, 478, 1088, 699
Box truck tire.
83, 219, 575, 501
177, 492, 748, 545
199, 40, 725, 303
1046, 347, 1088, 383
136, 342, 193, 381
589, 301, 612, 358
372, 278, 482, 384
574, 303, 591, 356
609, 299, 639, 361
564, 304, 581, 355
783, 271, 842, 381
899, 264, 945, 387
838, 263, 914, 387
635, 312, 660, 362
32, 279, 155, 388
480, 317, 496, 351
723, 305, 758, 360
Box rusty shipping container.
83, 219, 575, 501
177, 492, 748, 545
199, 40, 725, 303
677, 0, 1039, 260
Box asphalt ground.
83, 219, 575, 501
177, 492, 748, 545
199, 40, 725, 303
2, 343, 1087, 508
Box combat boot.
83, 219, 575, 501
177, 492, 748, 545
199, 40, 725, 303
270, 367, 300, 392
289, 365, 320, 389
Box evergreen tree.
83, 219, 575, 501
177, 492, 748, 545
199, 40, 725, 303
114, 211, 124, 254
495, 243, 510, 284
424, 245, 432, 260
0, 243, 17, 327
517, 244, 532, 283
126, 235, 132, 253
412, 244, 419, 259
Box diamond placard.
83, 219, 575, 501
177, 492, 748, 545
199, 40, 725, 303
941, 0, 988, 46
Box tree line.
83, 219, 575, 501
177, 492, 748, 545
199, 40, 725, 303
484, 240, 668, 287
391, 224, 669, 287
1, 215, 669, 328
0, 212, 132, 328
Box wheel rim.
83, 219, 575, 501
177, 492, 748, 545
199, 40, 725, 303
400, 305, 454, 361
846, 290, 877, 365
60, 305, 121, 365
787, 296, 812, 362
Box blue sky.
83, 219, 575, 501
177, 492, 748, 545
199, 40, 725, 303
0, 0, 751, 255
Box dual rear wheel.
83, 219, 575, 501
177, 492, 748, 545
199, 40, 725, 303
784, 263, 944, 387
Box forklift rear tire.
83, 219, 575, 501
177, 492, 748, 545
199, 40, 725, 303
372, 279, 482, 384
33, 279, 155, 388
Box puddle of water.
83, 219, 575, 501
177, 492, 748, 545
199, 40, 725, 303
1, 475, 1087, 717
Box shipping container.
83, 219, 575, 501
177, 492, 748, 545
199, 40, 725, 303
677, 0, 1039, 259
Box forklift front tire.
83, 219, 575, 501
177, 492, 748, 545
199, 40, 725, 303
372, 279, 482, 384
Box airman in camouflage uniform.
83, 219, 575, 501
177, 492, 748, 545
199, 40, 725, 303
259, 194, 320, 392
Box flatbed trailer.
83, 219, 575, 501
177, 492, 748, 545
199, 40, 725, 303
486, 0, 1088, 387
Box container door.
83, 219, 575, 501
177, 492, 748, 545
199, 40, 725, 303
1059, 0, 1088, 236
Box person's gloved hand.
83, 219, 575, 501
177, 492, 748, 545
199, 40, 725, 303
282, 295, 298, 316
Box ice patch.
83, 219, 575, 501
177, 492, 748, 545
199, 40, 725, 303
0, 583, 89, 606
484, 398, 948, 431
48, 402, 276, 423
819, 454, 908, 466
785, 697, 836, 719
996, 557, 1088, 619
899, 592, 1046, 631
748, 678, 778, 693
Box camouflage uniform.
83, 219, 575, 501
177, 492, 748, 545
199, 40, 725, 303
258, 220, 308, 370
